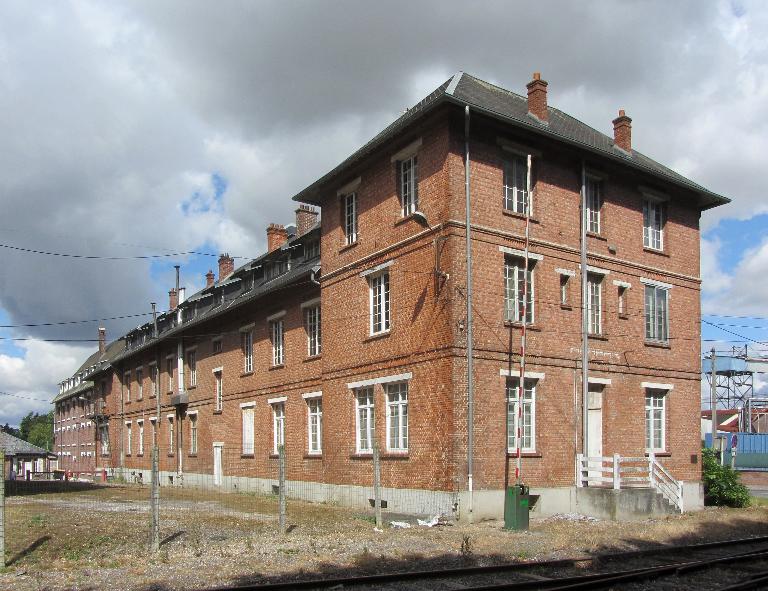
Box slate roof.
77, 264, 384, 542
0, 431, 55, 458
292, 72, 729, 210
54, 338, 125, 403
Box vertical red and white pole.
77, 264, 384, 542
516, 155, 532, 485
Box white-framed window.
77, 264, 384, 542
136, 368, 143, 400
187, 350, 197, 387
150, 418, 157, 448
355, 387, 375, 454
137, 420, 144, 456
212, 337, 223, 354
344, 192, 358, 245
504, 256, 534, 323
242, 330, 253, 373
369, 271, 391, 335
400, 155, 418, 216
189, 414, 198, 454
272, 402, 285, 454
559, 275, 570, 306
645, 390, 666, 452
307, 398, 322, 454
270, 319, 284, 366
166, 358, 174, 392
586, 176, 602, 234
124, 371, 131, 403
645, 284, 669, 343
150, 363, 158, 397
214, 370, 223, 412
100, 424, 110, 455
503, 154, 530, 214
126, 421, 132, 455
618, 286, 627, 315
587, 274, 602, 335
242, 405, 254, 455
167, 416, 174, 454
306, 305, 321, 357
643, 199, 665, 250
506, 378, 536, 452
385, 382, 408, 452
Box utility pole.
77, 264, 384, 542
464, 105, 474, 520
150, 302, 161, 553
710, 347, 718, 456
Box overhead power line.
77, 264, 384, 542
0, 243, 249, 260
0, 390, 51, 403
0, 312, 156, 329
702, 319, 768, 347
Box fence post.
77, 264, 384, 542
575, 453, 583, 487
1, 451, 5, 568
149, 446, 160, 553
613, 453, 620, 490
373, 441, 382, 529
278, 445, 286, 535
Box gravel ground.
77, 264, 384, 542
2, 485, 768, 591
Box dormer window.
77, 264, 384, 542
305, 239, 320, 259
213, 290, 223, 307
243, 273, 254, 292
266, 259, 289, 281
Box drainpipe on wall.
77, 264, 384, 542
580, 161, 590, 461
464, 105, 474, 519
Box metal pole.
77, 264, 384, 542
516, 155, 532, 486
710, 348, 718, 452
373, 441, 382, 529
278, 444, 287, 534
580, 162, 589, 459
0, 451, 5, 568
150, 303, 161, 553
464, 105, 474, 518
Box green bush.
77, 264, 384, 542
702, 448, 751, 508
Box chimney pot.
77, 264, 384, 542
526, 72, 549, 122
218, 254, 235, 281
266, 223, 289, 252
205, 269, 215, 287
612, 109, 633, 153
169, 288, 178, 311
98, 327, 106, 355
295, 204, 319, 236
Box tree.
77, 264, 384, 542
27, 413, 54, 450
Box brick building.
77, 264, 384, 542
55, 72, 728, 519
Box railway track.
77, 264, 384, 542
211, 535, 768, 591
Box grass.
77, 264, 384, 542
750, 496, 768, 507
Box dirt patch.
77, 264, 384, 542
2, 485, 768, 591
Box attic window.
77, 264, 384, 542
243, 273, 254, 292
266, 259, 289, 281
305, 240, 319, 259
213, 290, 223, 307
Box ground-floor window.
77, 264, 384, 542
506, 378, 536, 452
645, 390, 666, 452
242, 405, 254, 455
272, 402, 285, 454
385, 382, 408, 452
355, 387, 375, 453
307, 398, 322, 454
99, 424, 110, 455
189, 414, 198, 454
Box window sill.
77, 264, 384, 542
137, 454, 144, 458
507, 452, 542, 458
394, 213, 426, 228
269, 453, 282, 459
269, 364, 285, 371
618, 313, 629, 320
212, 410, 223, 415
643, 247, 669, 257
645, 452, 670, 457
588, 333, 608, 341
504, 322, 542, 331
240, 371, 254, 378
304, 453, 323, 459
339, 241, 358, 253
167, 453, 174, 457
350, 453, 373, 459
364, 331, 391, 342
188, 453, 198, 458
381, 452, 409, 459
304, 354, 322, 363
241, 454, 255, 459
187, 385, 197, 390
560, 304, 573, 311
587, 231, 607, 242
645, 340, 671, 349
502, 209, 539, 223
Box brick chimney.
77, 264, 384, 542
526, 72, 549, 122
267, 223, 288, 252
295, 204, 319, 236
169, 288, 178, 310
98, 327, 106, 355
218, 254, 235, 281
612, 109, 632, 153
205, 269, 215, 287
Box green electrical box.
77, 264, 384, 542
504, 484, 530, 531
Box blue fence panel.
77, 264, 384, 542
704, 432, 768, 470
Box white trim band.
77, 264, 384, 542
212, 366, 223, 373
268, 396, 287, 405
499, 369, 545, 380
555, 268, 577, 277
640, 277, 673, 290
612, 280, 632, 288
166, 413, 175, 418
390, 138, 422, 162
301, 297, 321, 309
588, 377, 612, 385
266, 310, 286, 322
499, 246, 544, 261
348, 372, 413, 389
581, 264, 611, 276
360, 260, 393, 278
336, 176, 361, 196
302, 391, 323, 399
239, 401, 256, 409
239, 323, 255, 332
641, 382, 674, 391
186, 410, 198, 416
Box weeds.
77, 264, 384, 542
460, 535, 473, 557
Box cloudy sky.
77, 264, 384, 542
1, 0, 767, 426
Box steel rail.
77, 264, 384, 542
215, 535, 768, 591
